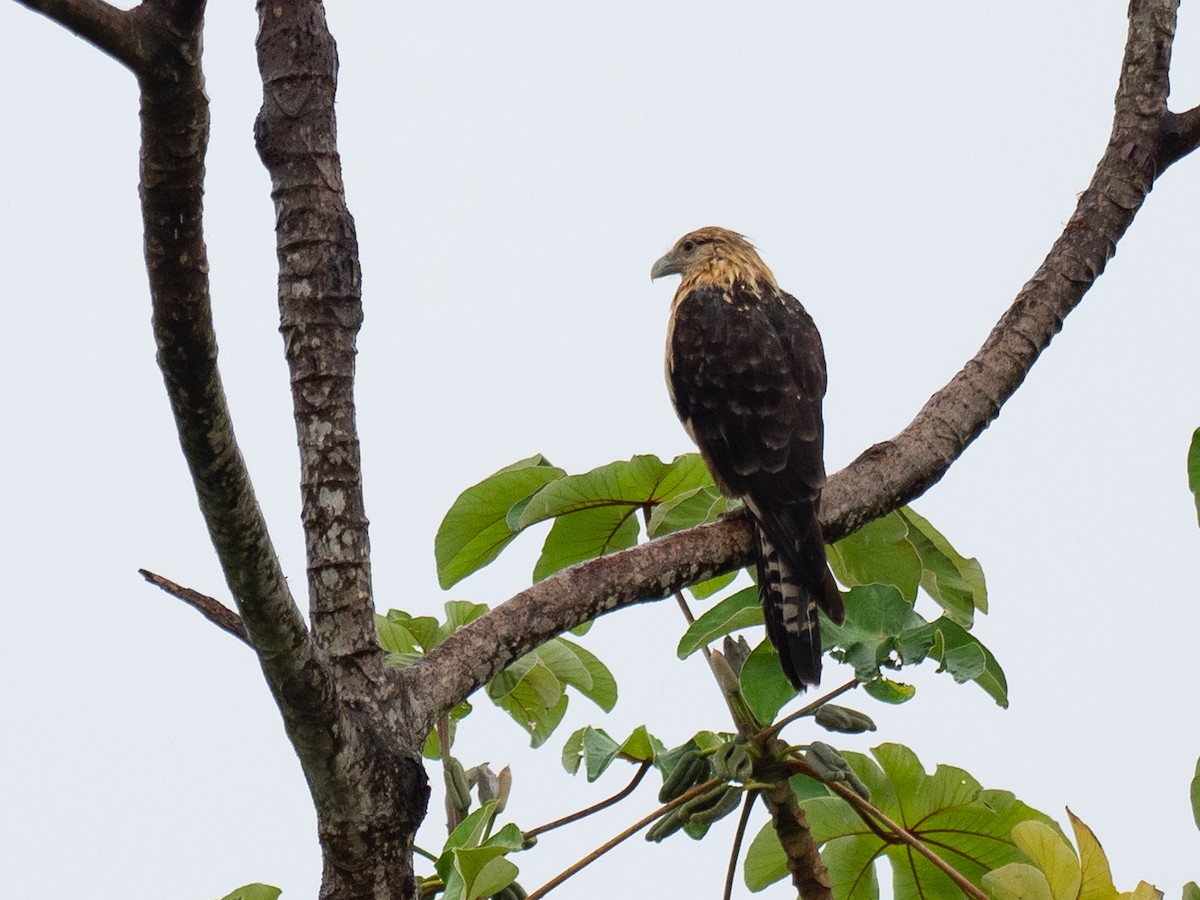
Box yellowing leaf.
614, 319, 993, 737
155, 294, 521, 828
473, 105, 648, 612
1118, 883, 1162, 900
982, 862, 1055, 900
1010, 820, 1080, 900
1068, 809, 1119, 900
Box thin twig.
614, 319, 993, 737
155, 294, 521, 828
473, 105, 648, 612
723, 789, 759, 900
759, 678, 859, 740
138, 569, 250, 645
413, 844, 438, 864
523, 760, 653, 840
524, 778, 722, 900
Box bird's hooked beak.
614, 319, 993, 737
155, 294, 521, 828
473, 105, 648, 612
651, 253, 680, 281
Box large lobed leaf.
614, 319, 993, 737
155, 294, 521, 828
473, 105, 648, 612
745, 743, 1058, 898
435, 455, 566, 588
983, 809, 1165, 900
828, 506, 986, 628
436, 452, 716, 587
487, 637, 617, 747
823, 584, 1008, 707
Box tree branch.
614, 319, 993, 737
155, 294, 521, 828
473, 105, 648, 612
136, 2, 320, 703
523, 760, 653, 840
253, 0, 381, 688
139, 568, 250, 645
13, 0, 143, 69
406, 0, 1195, 732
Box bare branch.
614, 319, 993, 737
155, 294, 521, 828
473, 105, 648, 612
523, 760, 653, 840
1162, 106, 1200, 165
138, 8, 313, 687
253, 0, 380, 686
13, 0, 143, 69
405, 0, 1199, 732
724, 790, 759, 900
139, 568, 249, 645
525, 779, 724, 900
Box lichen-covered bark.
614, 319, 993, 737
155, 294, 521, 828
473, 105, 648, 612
253, 0, 381, 684
253, 2, 428, 896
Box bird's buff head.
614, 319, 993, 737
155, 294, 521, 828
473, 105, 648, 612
651, 226, 777, 294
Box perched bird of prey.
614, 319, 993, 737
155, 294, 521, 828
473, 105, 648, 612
652, 227, 844, 690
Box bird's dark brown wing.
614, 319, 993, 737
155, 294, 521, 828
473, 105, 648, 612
667, 282, 843, 688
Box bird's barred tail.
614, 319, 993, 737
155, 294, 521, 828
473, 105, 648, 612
753, 520, 845, 691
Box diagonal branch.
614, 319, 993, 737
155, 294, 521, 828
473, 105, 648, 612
136, 2, 316, 690
13, 0, 143, 69
139, 568, 250, 645
406, 0, 1194, 732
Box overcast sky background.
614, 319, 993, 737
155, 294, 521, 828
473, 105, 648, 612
3, 2, 1199, 898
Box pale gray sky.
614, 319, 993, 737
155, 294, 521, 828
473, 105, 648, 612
2, 2, 1199, 898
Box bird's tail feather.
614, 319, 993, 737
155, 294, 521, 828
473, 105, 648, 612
752, 516, 843, 691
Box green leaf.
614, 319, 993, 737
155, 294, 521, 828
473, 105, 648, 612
442, 600, 490, 634
420, 698, 473, 759
861, 677, 915, 704
453, 847, 518, 900
617, 724, 661, 762
689, 570, 740, 600
438, 802, 501, 887
896, 505, 987, 625
483, 823, 526, 853
743, 820, 788, 892
987, 810, 1167, 900
646, 483, 729, 537
677, 587, 762, 658
532, 505, 641, 581
1183, 883, 1200, 900
1191, 755, 1200, 832
1189, 429, 1200, 526
376, 613, 420, 654
828, 512, 922, 602
216, 886, 282, 900
551, 638, 618, 711
739, 638, 798, 725
562, 725, 659, 776
800, 743, 1058, 898
982, 863, 1055, 900
516, 454, 712, 528
898, 616, 1009, 707
560, 726, 620, 781
488, 638, 616, 746
822, 584, 926, 681
561, 727, 587, 775
435, 455, 566, 588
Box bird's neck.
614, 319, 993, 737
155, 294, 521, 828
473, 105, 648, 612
679, 254, 778, 298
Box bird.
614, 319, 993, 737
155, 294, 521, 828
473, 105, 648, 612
651, 226, 844, 690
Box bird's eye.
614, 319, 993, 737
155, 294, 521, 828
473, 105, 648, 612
681, 240, 696, 253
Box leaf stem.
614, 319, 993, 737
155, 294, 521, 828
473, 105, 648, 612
758, 678, 859, 740
524, 778, 722, 900
723, 789, 759, 900
522, 760, 653, 840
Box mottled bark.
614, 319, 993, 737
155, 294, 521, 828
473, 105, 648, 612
253, 0, 381, 684
252, 2, 427, 897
